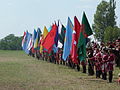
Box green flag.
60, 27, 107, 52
58, 24, 66, 45
82, 12, 93, 37
77, 12, 93, 62
77, 32, 86, 62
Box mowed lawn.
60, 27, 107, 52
0, 50, 120, 90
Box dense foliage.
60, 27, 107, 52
0, 34, 22, 50
93, 0, 119, 42
104, 26, 120, 42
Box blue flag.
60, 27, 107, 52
53, 44, 58, 53
48, 26, 52, 32
23, 31, 32, 54
37, 27, 42, 34
34, 28, 41, 50
32, 29, 37, 44
62, 17, 73, 61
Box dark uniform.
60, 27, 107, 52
88, 49, 94, 75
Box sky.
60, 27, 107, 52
0, 0, 120, 39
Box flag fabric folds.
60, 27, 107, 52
58, 20, 66, 48
31, 29, 37, 53
77, 12, 93, 62
27, 35, 33, 51
58, 24, 66, 46
77, 32, 86, 62
22, 14, 93, 62
62, 17, 73, 61
40, 26, 48, 53
82, 12, 93, 37
54, 23, 59, 47
33, 29, 37, 43
42, 24, 57, 52
34, 28, 41, 50
22, 31, 26, 48
71, 16, 81, 64
22, 31, 32, 54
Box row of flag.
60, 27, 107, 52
22, 12, 93, 64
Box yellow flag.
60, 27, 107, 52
40, 26, 48, 53
34, 34, 39, 49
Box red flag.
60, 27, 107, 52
42, 24, 57, 52
71, 16, 81, 64
22, 31, 26, 48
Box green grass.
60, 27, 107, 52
0, 50, 120, 90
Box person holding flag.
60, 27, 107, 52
77, 12, 93, 73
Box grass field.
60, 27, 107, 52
0, 50, 120, 90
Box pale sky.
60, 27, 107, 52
0, 0, 120, 39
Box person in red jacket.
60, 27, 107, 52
102, 49, 108, 80
107, 49, 115, 83
95, 51, 102, 78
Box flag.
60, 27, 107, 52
22, 31, 31, 54
54, 23, 58, 47
22, 31, 28, 51
34, 28, 41, 50
48, 26, 52, 32
37, 28, 42, 48
82, 12, 93, 37
77, 12, 93, 62
27, 34, 33, 51
34, 32, 39, 49
57, 20, 66, 48
25, 32, 31, 54
33, 29, 37, 42
42, 26, 48, 38
42, 24, 57, 52
52, 21, 58, 52
62, 17, 73, 61
58, 20, 62, 34
22, 31, 26, 48
53, 44, 58, 53
71, 16, 81, 64
37, 27, 42, 34
58, 21, 66, 46
40, 26, 48, 53
77, 32, 86, 62
31, 29, 37, 53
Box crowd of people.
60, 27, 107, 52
28, 38, 120, 83
87, 40, 120, 83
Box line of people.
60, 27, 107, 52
87, 47, 115, 83
28, 39, 120, 83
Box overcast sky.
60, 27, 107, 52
0, 0, 120, 39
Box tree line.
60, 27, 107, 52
0, 34, 22, 50
93, 0, 120, 42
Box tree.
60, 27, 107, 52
104, 26, 120, 42
93, 0, 116, 42
107, 0, 116, 27
0, 34, 22, 50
